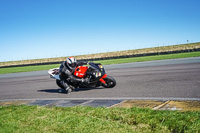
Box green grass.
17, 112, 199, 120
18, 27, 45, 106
0, 64, 60, 74
0, 51, 200, 74
94, 51, 200, 65
0, 105, 200, 133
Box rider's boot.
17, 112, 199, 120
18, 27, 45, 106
65, 87, 72, 94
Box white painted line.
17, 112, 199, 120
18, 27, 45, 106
78, 100, 94, 106
1, 97, 200, 102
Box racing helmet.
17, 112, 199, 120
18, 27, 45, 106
65, 57, 77, 70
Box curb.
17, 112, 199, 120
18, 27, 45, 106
0, 99, 200, 111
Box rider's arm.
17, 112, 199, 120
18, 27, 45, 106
68, 74, 84, 83
77, 61, 88, 66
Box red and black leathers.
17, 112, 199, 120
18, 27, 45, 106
59, 61, 88, 90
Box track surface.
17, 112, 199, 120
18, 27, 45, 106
0, 57, 200, 101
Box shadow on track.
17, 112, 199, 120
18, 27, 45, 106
38, 88, 66, 94
38, 87, 103, 94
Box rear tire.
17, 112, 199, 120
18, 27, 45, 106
56, 79, 65, 89
102, 75, 116, 88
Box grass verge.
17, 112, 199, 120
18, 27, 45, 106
0, 64, 60, 74
0, 51, 200, 74
94, 51, 200, 65
0, 105, 199, 133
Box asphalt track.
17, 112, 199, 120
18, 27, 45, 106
0, 57, 200, 102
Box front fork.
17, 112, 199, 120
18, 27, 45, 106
99, 74, 107, 84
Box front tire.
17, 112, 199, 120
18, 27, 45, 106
102, 75, 116, 88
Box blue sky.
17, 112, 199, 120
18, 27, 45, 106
0, 0, 200, 62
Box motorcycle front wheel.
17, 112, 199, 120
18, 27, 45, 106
102, 75, 116, 88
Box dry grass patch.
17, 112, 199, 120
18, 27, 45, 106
1, 42, 200, 67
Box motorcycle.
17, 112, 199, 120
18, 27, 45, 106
48, 62, 116, 91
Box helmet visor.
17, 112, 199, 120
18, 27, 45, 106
69, 62, 77, 69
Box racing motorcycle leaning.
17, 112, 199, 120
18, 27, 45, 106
48, 62, 116, 92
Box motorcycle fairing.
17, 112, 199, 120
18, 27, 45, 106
48, 68, 60, 80
74, 66, 88, 78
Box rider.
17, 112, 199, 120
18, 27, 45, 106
59, 57, 88, 94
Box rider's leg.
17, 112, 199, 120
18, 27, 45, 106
60, 80, 72, 94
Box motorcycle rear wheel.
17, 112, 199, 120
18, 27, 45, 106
102, 75, 116, 88
56, 79, 65, 89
